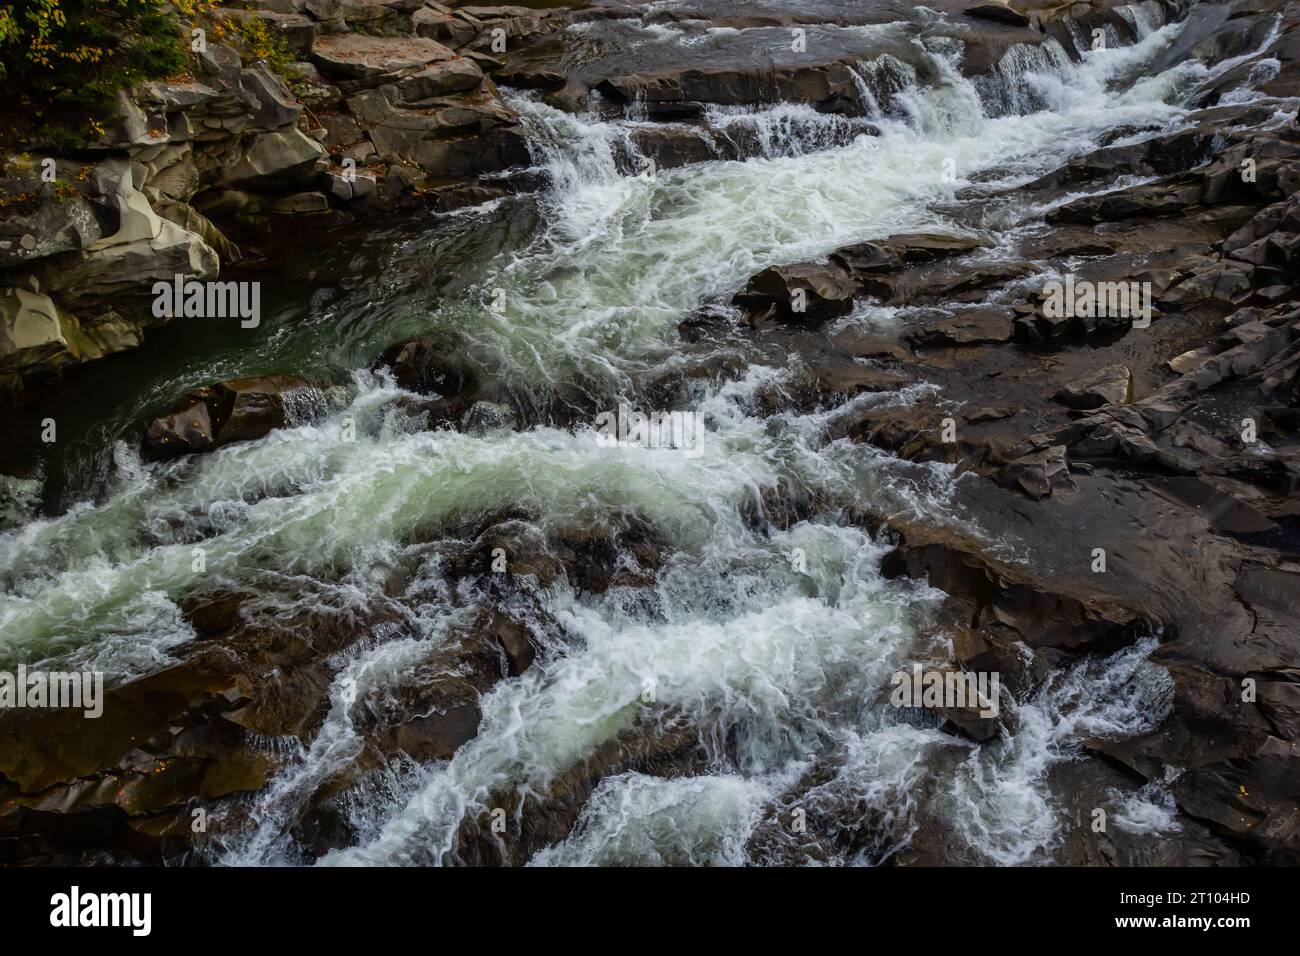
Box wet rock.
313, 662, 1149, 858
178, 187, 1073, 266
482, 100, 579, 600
1054, 363, 1133, 409
880, 517, 1154, 704
1172, 743, 1300, 864
375, 336, 478, 400
445, 513, 665, 597
1151, 477, 1278, 536
628, 126, 735, 170
451, 723, 704, 865
142, 374, 317, 460
0, 157, 109, 269
365, 609, 537, 764
833, 232, 987, 273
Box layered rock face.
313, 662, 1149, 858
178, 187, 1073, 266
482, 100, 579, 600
0, 2, 545, 391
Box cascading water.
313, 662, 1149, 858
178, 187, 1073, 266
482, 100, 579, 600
0, 6, 1283, 866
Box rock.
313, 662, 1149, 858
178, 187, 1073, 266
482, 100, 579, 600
0, 286, 67, 374
259, 10, 319, 53
221, 127, 328, 191
1054, 364, 1133, 409
390, 57, 484, 100
141, 145, 200, 201
1168, 346, 1215, 374
334, 0, 424, 33
285, 61, 345, 111
375, 337, 477, 398
318, 111, 364, 147
1151, 477, 1278, 536
998, 444, 1075, 500
905, 309, 1014, 347
964, 3, 1030, 28
152, 200, 242, 264
412, 5, 479, 47
33, 165, 219, 306
880, 519, 1150, 660
142, 375, 318, 460
0, 157, 108, 268
1172, 744, 1300, 864
628, 126, 732, 170
270, 191, 332, 214
89, 90, 164, 149
310, 33, 456, 87
364, 608, 537, 765
832, 233, 987, 274
366, 114, 528, 177
732, 261, 856, 326
461, 400, 518, 434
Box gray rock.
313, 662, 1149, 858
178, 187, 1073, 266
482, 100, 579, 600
390, 59, 484, 101
732, 261, 857, 326
336, 0, 424, 33
1054, 364, 1133, 410
241, 66, 304, 132
413, 5, 478, 47
999, 445, 1075, 500
143, 145, 200, 201
319, 112, 364, 147
221, 127, 327, 191
34, 163, 219, 305
253, 10, 319, 53
0, 286, 67, 374
906, 309, 1015, 347
89, 90, 165, 149
152, 200, 242, 264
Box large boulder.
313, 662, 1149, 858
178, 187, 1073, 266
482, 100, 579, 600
220, 127, 327, 191
412, 4, 479, 47
33, 164, 218, 306
905, 309, 1015, 347
732, 261, 857, 326
240, 66, 304, 132
142, 374, 318, 460
374, 337, 477, 396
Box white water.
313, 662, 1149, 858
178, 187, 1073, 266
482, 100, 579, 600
0, 9, 1275, 865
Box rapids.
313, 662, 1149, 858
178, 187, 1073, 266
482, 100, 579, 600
0, 3, 1281, 865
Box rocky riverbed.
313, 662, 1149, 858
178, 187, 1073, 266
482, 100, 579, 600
1, 0, 1298, 866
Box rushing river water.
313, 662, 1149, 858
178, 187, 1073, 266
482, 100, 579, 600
0, 3, 1278, 864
